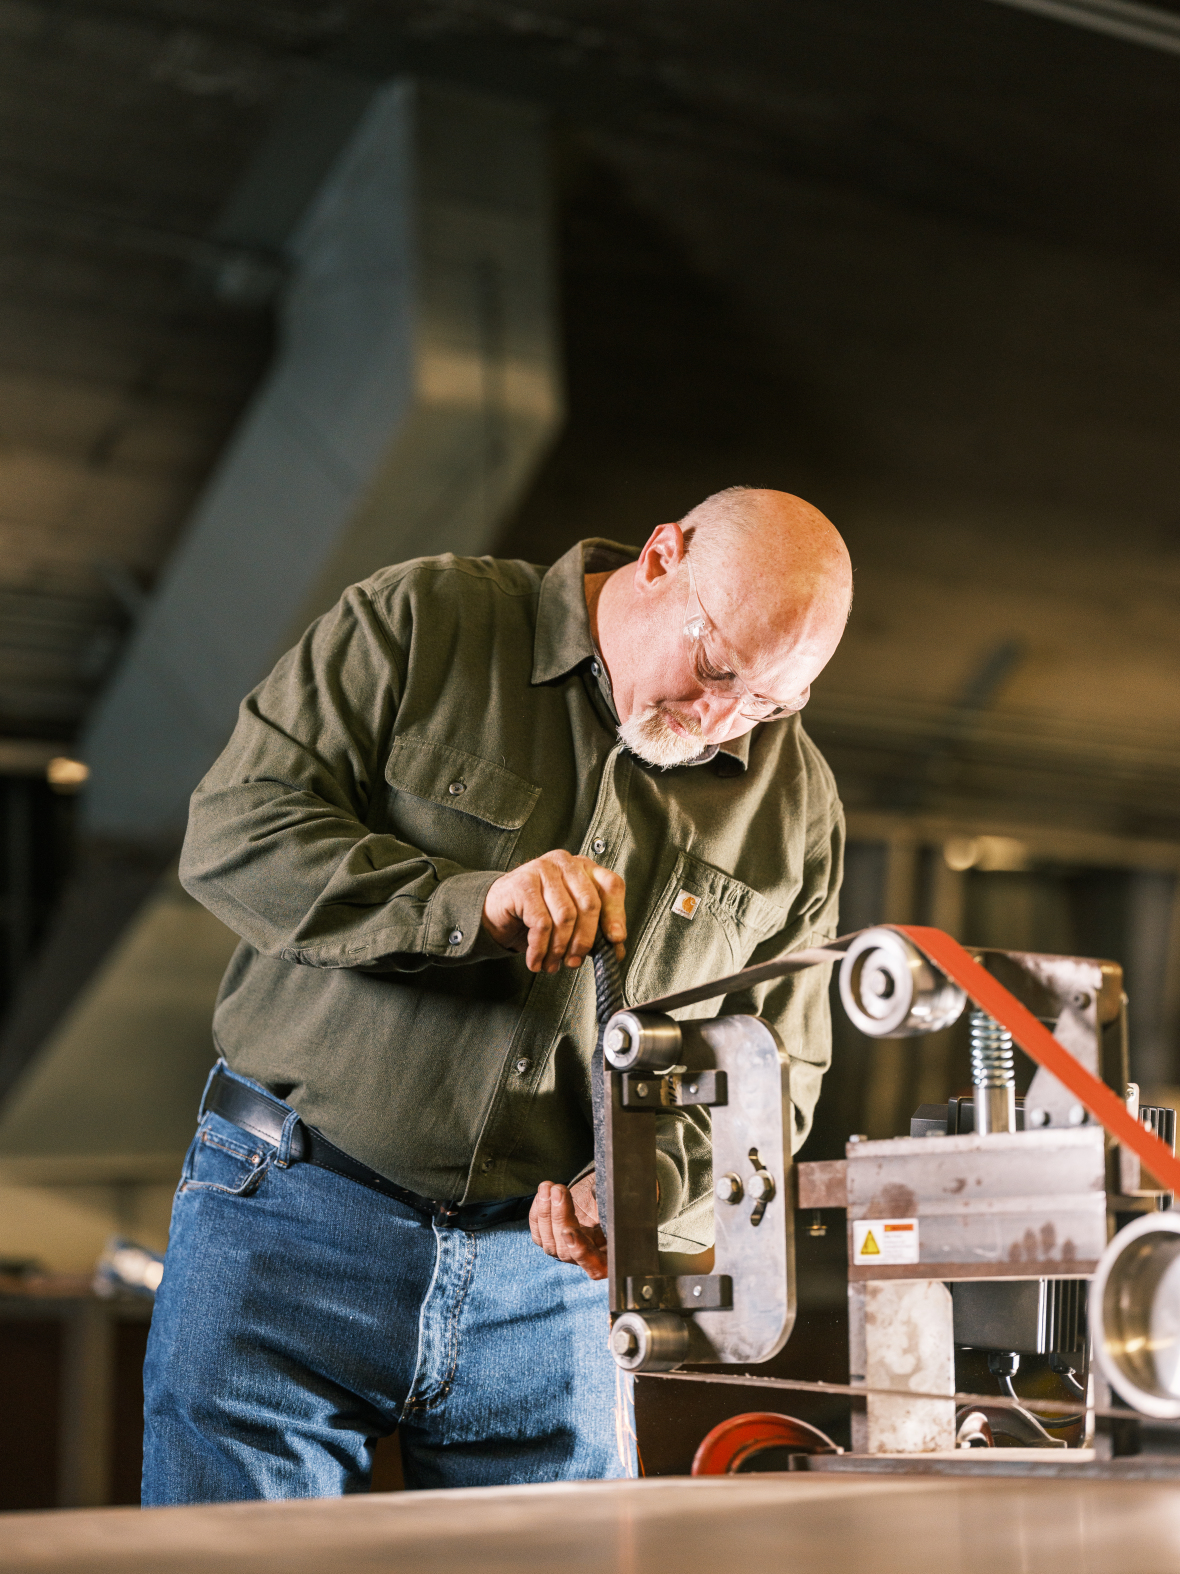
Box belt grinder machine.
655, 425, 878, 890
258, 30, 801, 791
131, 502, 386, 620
592, 926, 1180, 1459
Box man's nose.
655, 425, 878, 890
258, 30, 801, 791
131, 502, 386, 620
690, 689, 744, 736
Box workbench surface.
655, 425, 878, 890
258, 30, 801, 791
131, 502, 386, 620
4, 1473, 1180, 1574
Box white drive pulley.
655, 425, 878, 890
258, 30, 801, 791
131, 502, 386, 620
839, 926, 967, 1038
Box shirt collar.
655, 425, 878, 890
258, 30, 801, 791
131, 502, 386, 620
532, 538, 750, 775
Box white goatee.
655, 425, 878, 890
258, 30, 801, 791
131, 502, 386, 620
617, 704, 706, 769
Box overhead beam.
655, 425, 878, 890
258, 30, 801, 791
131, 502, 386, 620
985, 0, 1180, 56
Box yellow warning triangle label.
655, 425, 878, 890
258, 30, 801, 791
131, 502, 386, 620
860, 1230, 881, 1256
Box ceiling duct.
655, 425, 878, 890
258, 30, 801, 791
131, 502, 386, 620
0, 78, 562, 1185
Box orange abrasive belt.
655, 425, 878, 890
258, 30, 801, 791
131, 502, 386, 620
896, 924, 1180, 1196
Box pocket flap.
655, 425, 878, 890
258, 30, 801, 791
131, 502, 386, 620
385, 737, 541, 830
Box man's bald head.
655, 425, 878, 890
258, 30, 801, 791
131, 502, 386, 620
588, 485, 852, 767
680, 487, 852, 675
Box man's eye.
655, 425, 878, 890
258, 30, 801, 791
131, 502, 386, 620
695, 652, 735, 685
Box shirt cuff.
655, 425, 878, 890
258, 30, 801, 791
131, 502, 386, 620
424, 869, 512, 962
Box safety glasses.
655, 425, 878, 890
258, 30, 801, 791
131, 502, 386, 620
683, 559, 802, 722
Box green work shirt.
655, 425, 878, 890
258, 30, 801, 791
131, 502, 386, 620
179, 539, 844, 1250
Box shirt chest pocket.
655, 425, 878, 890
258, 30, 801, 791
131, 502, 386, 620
384, 737, 541, 874
624, 849, 785, 1009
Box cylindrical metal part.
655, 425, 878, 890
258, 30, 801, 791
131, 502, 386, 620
1091, 1211, 1180, 1418
970, 1008, 1016, 1135
609, 1311, 690, 1373
601, 1010, 682, 1072
839, 928, 967, 1039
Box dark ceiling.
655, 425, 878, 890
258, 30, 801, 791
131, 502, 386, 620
2, 0, 1180, 833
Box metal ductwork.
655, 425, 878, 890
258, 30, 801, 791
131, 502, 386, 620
0, 77, 562, 1242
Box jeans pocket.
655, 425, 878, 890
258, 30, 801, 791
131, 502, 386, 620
181, 1116, 272, 1197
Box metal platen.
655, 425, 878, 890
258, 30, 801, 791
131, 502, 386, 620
601, 1010, 794, 1371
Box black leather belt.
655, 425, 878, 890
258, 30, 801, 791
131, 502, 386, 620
204, 1066, 534, 1230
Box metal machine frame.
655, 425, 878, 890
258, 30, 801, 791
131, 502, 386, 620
593, 926, 1180, 1461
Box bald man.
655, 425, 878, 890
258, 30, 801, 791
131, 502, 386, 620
147, 487, 851, 1505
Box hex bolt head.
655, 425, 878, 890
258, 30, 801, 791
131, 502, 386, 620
612, 1326, 639, 1357
641, 1284, 654, 1300
715, 1173, 743, 1204
604, 1027, 630, 1055
1028, 1107, 1050, 1128
748, 1170, 776, 1203
1068, 1103, 1088, 1126
635, 1083, 649, 1098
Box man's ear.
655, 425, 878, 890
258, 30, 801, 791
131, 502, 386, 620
634, 521, 686, 593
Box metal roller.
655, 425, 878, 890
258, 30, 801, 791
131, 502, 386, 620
1091, 1210, 1180, 1418
609, 1311, 690, 1372
602, 1010, 683, 1072
839, 927, 967, 1038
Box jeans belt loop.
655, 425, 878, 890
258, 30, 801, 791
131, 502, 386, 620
198, 1057, 228, 1123
274, 1107, 303, 1169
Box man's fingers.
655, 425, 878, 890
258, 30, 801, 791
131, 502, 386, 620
563, 863, 604, 968
482, 853, 627, 975
531, 1181, 559, 1255
590, 865, 627, 949
529, 1182, 608, 1278
537, 867, 579, 973
518, 877, 554, 973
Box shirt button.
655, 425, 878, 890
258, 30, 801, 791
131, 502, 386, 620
480, 1160, 491, 1172
448, 929, 463, 946
590, 660, 600, 677
591, 837, 606, 857
448, 781, 467, 796
515, 1057, 531, 1074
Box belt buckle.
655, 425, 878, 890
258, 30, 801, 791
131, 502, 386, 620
433, 1200, 461, 1225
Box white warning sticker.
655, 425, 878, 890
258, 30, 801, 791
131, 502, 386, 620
853, 1217, 920, 1266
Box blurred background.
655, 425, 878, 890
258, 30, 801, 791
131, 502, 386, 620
0, 0, 1178, 1506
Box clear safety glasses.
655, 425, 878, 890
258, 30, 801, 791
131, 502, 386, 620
683, 559, 802, 722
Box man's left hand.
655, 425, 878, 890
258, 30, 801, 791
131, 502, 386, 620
529, 1175, 607, 1280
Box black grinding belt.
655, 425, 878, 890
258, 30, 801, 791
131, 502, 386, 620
204, 1066, 534, 1230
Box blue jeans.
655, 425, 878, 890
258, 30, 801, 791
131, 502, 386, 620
142, 1064, 634, 1503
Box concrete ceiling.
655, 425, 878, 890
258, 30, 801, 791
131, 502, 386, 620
2, 0, 1179, 835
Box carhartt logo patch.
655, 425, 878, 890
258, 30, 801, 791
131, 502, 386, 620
672, 890, 699, 920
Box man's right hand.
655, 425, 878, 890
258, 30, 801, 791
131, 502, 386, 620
481, 851, 626, 973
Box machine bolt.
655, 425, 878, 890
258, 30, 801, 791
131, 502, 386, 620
611, 1325, 639, 1357
1068, 1103, 1088, 1126
692, 1284, 703, 1298
716, 1173, 743, 1204
1073, 992, 1091, 1009
1028, 1107, 1050, 1128
641, 1284, 654, 1300
748, 1170, 776, 1203
848, 1134, 868, 1145
635, 1083, 649, 1098
604, 1026, 631, 1056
